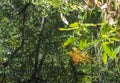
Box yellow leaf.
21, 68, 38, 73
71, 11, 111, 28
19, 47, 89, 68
71, 5, 78, 10
58, 27, 79, 31
69, 22, 79, 28
102, 52, 107, 64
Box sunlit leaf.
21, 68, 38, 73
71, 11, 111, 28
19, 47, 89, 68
101, 41, 114, 46
103, 45, 112, 57
103, 45, 116, 57
111, 51, 116, 58
69, 22, 79, 28
71, 5, 78, 10
110, 37, 120, 41
58, 27, 79, 31
63, 37, 76, 47
59, 23, 106, 31
79, 39, 87, 50
80, 23, 96, 26
101, 35, 109, 38
102, 52, 107, 64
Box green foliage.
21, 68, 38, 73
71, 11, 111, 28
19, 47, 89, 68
79, 39, 87, 50
63, 37, 76, 47
102, 52, 107, 64
0, 0, 120, 83
69, 22, 79, 28
114, 45, 120, 55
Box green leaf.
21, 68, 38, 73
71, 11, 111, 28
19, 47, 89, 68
101, 41, 114, 46
110, 37, 120, 41
111, 51, 116, 57
59, 23, 105, 31
63, 37, 76, 47
58, 27, 79, 31
103, 45, 116, 57
79, 39, 87, 50
114, 45, 120, 55
69, 22, 79, 28
102, 52, 107, 64
103, 45, 111, 56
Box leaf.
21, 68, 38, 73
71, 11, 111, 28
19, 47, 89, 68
102, 52, 107, 64
114, 45, 120, 55
59, 23, 106, 31
71, 5, 78, 10
110, 37, 120, 41
103, 45, 116, 57
103, 45, 112, 57
79, 39, 87, 50
111, 51, 116, 58
58, 27, 79, 31
101, 35, 109, 39
60, 13, 69, 25
69, 22, 79, 28
80, 23, 96, 27
101, 41, 114, 46
63, 37, 76, 47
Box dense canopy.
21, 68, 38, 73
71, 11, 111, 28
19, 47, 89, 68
0, 0, 120, 83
